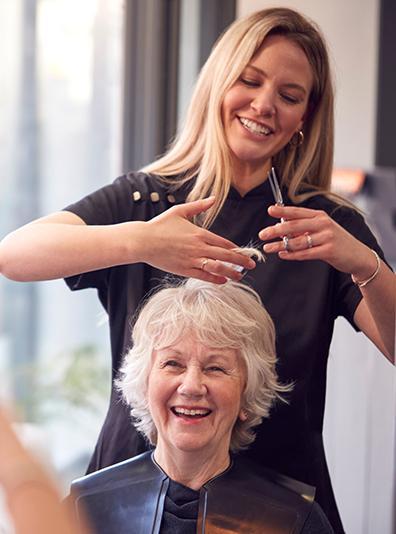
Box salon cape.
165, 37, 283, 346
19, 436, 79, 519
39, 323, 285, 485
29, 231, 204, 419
71, 451, 315, 534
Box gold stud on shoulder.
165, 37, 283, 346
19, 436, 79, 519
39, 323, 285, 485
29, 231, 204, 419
150, 192, 160, 203
132, 191, 141, 201
167, 194, 176, 204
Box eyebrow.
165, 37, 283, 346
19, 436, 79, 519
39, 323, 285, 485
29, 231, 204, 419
160, 348, 233, 360
244, 64, 308, 95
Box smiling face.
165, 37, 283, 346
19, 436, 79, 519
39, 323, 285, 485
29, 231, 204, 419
221, 34, 313, 182
147, 335, 246, 462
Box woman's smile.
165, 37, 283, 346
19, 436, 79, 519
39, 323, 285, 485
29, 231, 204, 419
170, 405, 212, 424
171, 406, 212, 417
221, 34, 313, 182
238, 116, 274, 137
147, 336, 246, 459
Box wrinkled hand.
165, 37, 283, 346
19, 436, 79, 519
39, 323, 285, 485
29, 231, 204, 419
259, 205, 377, 279
143, 197, 256, 284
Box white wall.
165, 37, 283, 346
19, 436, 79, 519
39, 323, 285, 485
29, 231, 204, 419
237, 2, 395, 534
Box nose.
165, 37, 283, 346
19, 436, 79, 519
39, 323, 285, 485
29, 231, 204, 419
250, 88, 275, 117
177, 367, 207, 398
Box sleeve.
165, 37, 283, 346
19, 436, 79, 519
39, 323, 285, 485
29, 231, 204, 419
302, 501, 335, 533
64, 174, 137, 226
331, 206, 390, 330
62, 174, 145, 292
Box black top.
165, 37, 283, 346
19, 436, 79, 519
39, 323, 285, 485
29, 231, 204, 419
160, 480, 198, 534
64, 172, 387, 533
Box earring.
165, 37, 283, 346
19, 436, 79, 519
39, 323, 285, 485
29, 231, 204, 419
289, 130, 304, 147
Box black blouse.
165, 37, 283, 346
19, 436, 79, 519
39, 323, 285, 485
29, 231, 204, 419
160, 480, 198, 534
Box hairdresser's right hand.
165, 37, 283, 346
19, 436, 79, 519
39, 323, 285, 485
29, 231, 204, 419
142, 197, 255, 283
0, 198, 254, 283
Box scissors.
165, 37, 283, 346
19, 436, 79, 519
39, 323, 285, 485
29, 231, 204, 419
267, 167, 290, 251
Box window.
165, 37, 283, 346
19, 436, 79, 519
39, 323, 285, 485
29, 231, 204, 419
0, 0, 123, 498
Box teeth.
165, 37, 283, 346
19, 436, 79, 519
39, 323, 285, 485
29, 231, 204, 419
239, 117, 271, 136
174, 407, 210, 416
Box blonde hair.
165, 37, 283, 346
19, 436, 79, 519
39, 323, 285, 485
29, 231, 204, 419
143, 7, 336, 227
116, 278, 291, 452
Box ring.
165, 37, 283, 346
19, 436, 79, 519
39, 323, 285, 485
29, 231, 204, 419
305, 233, 313, 249
201, 258, 209, 270
282, 236, 290, 252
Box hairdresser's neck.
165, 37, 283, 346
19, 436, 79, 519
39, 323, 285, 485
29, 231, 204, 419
231, 158, 271, 197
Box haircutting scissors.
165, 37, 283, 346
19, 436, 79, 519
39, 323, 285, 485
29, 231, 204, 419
267, 167, 289, 250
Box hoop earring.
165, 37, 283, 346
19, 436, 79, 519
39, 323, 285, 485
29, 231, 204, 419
289, 130, 304, 147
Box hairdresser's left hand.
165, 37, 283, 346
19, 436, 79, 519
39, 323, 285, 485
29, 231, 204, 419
259, 205, 376, 279
260, 204, 395, 362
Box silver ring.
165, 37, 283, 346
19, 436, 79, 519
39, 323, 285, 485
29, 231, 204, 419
201, 258, 209, 270
282, 236, 290, 252
305, 233, 313, 249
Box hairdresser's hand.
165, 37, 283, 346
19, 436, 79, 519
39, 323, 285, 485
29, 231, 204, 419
259, 205, 376, 279
142, 197, 256, 284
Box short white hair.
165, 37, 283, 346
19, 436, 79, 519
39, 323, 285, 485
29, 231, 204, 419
116, 278, 291, 452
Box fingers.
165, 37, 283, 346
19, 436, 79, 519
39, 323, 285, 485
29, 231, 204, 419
277, 241, 333, 261
173, 199, 244, 252
176, 196, 216, 219
260, 218, 321, 241
264, 234, 306, 254
204, 230, 242, 251
189, 267, 228, 285
259, 205, 368, 273
173, 200, 259, 264
196, 257, 246, 281
193, 242, 257, 280
267, 204, 320, 220
205, 245, 256, 270
264, 231, 324, 254
260, 207, 330, 242
149, 200, 258, 280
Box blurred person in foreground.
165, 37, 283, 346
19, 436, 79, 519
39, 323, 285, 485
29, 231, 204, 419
0, 406, 90, 534
71, 279, 334, 533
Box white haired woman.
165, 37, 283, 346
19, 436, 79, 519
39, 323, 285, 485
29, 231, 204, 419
71, 279, 333, 533
1, 7, 394, 532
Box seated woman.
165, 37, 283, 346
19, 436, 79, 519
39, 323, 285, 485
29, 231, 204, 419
71, 279, 333, 533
